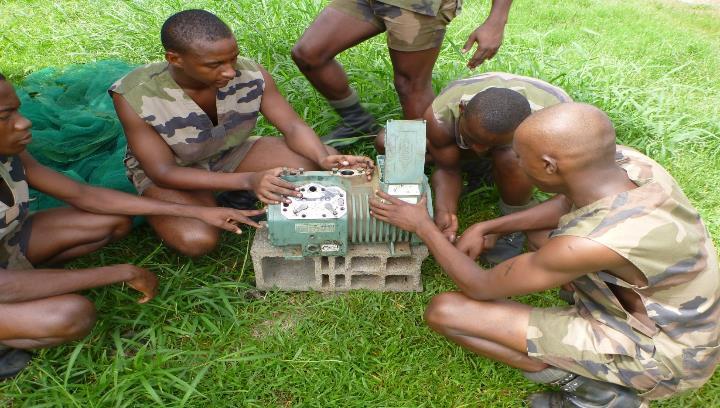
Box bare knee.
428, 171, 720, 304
393, 74, 414, 102
374, 129, 386, 153
424, 292, 470, 334
47, 295, 97, 343
393, 73, 430, 101
168, 229, 219, 257
291, 41, 331, 71
109, 216, 133, 242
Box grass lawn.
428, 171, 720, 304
2, 0, 720, 406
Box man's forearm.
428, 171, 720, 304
70, 186, 212, 219
479, 194, 570, 235
416, 221, 492, 299
0, 265, 134, 303
486, 0, 512, 24
143, 166, 253, 192
285, 124, 328, 165
432, 168, 463, 215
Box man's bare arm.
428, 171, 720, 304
21, 152, 264, 232
258, 67, 375, 176
258, 67, 329, 165
0, 264, 157, 304
463, 0, 513, 69
464, 194, 570, 236
425, 108, 464, 240
370, 191, 628, 300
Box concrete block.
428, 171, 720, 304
252, 228, 428, 292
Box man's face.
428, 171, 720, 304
0, 81, 32, 156
457, 112, 511, 155
512, 136, 556, 193
168, 37, 240, 88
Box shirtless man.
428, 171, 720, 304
370, 103, 719, 406
0, 74, 264, 379
379, 72, 571, 263
292, 0, 513, 144
112, 10, 373, 257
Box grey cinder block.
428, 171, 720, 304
252, 228, 428, 292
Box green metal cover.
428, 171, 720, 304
384, 120, 426, 184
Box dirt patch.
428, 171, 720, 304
251, 312, 298, 339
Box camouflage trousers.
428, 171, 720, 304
328, 0, 459, 51
527, 306, 681, 400
0, 217, 33, 270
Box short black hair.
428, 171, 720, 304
465, 87, 532, 136
161, 9, 234, 53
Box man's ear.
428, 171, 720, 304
166, 50, 182, 67
458, 100, 466, 114
541, 154, 558, 175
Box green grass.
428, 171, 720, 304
2, 0, 720, 406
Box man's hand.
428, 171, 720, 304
320, 155, 375, 181
124, 265, 159, 304
369, 191, 434, 233
456, 222, 499, 260
249, 168, 300, 205
434, 210, 459, 242
195, 207, 266, 234
462, 20, 505, 69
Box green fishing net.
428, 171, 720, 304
16, 60, 136, 211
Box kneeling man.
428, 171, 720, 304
112, 10, 373, 257
371, 103, 719, 406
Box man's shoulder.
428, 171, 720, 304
437, 72, 572, 108
109, 62, 170, 96
539, 234, 628, 274
234, 57, 262, 74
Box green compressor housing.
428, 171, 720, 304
266, 120, 433, 257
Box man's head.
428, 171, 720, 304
161, 10, 239, 88
457, 87, 531, 153
0, 74, 33, 155
513, 103, 617, 193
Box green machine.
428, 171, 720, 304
267, 120, 432, 257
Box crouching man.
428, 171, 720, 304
0, 74, 264, 379
370, 103, 719, 406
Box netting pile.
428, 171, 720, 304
16, 60, 136, 211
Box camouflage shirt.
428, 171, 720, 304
551, 146, 720, 396
0, 155, 32, 269
379, 0, 461, 16
432, 72, 572, 149
110, 58, 265, 188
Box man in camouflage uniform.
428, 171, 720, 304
0, 74, 265, 378
378, 72, 572, 264
112, 10, 373, 257
370, 103, 719, 406
292, 0, 513, 144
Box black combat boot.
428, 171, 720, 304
216, 190, 266, 222
480, 200, 537, 265
524, 367, 643, 408
322, 89, 380, 147
0, 348, 32, 380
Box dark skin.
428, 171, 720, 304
376, 100, 534, 242
113, 36, 374, 256
291, 1, 512, 120
370, 103, 653, 373
0, 80, 268, 350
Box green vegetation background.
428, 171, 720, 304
1, 0, 720, 406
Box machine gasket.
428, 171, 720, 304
281, 183, 347, 220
